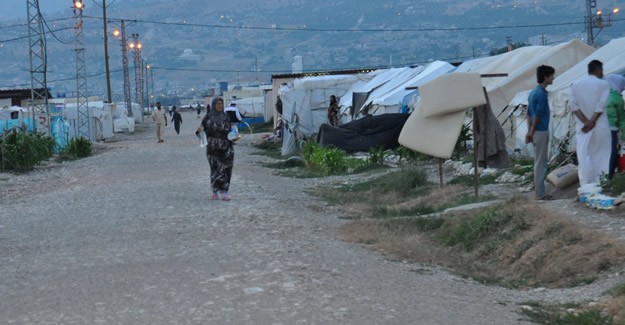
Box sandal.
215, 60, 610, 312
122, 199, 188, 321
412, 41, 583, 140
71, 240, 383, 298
538, 195, 554, 201
211, 192, 219, 200
221, 193, 231, 201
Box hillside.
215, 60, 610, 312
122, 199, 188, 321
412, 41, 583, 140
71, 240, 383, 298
0, 0, 618, 99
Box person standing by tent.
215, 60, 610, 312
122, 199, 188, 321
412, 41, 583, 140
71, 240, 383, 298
275, 95, 283, 116
327, 95, 339, 126
525, 65, 555, 200
569, 60, 611, 185
604, 74, 625, 178
198, 97, 234, 201
171, 107, 183, 135
151, 102, 168, 143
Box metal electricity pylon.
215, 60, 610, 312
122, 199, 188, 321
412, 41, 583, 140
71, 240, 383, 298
119, 20, 133, 117
72, 0, 91, 140
26, 0, 50, 133
130, 33, 144, 122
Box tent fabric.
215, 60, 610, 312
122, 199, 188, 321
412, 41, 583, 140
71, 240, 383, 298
399, 73, 487, 159
279, 74, 370, 139
317, 113, 409, 152
233, 96, 265, 117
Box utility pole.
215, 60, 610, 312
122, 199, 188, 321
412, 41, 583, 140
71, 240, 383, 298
129, 33, 144, 123
144, 61, 150, 110
586, 0, 596, 45
26, 0, 50, 134
541, 33, 546, 45
102, 0, 112, 103
73, 0, 91, 140
119, 20, 133, 117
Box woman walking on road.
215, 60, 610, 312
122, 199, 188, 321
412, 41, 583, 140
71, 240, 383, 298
198, 97, 234, 201
171, 107, 183, 134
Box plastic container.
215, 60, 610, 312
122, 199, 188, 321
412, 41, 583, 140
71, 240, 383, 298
198, 132, 207, 147
578, 183, 602, 203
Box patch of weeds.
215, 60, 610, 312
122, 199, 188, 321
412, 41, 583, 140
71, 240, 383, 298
511, 164, 533, 176
520, 303, 610, 325
439, 207, 517, 250
58, 137, 92, 161
381, 217, 445, 233
606, 282, 625, 297
252, 141, 285, 159
373, 205, 437, 218
568, 276, 597, 288
601, 172, 625, 195
342, 166, 429, 197
0, 130, 55, 173
395, 146, 431, 163
448, 174, 499, 187
368, 146, 388, 166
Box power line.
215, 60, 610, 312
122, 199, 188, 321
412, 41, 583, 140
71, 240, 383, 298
0, 17, 73, 30
83, 15, 625, 32
0, 27, 73, 43
41, 16, 73, 45
0, 68, 123, 89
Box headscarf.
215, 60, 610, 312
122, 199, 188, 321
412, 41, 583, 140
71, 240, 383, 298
209, 97, 228, 123
605, 74, 625, 92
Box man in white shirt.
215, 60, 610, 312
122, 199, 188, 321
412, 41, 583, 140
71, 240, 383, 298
569, 60, 611, 185
225, 102, 243, 123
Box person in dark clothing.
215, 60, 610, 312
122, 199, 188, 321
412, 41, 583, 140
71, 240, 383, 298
275, 95, 283, 116
171, 107, 183, 134
327, 95, 339, 126
198, 97, 234, 201
197, 104, 202, 118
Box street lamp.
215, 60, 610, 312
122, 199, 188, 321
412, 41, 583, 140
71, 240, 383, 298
73, 0, 84, 10
586, 0, 619, 46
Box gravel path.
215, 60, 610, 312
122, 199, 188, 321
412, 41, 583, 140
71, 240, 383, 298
0, 112, 621, 324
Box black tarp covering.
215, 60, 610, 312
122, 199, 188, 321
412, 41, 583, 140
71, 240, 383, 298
317, 113, 410, 152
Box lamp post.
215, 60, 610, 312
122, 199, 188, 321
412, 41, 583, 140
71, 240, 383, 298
112, 20, 133, 117
585, 0, 619, 46
128, 33, 144, 123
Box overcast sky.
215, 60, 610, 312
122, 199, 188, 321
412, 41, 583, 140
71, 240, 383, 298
0, 1, 67, 20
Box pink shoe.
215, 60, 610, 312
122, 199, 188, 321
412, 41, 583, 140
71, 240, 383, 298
221, 193, 231, 201
211, 193, 219, 200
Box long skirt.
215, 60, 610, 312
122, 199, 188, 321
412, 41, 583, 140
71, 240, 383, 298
207, 146, 234, 193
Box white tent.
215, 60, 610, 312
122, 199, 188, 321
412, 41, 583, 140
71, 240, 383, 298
233, 96, 265, 118
506, 37, 625, 157
279, 73, 371, 138
486, 40, 595, 120
369, 61, 456, 115
453, 40, 595, 153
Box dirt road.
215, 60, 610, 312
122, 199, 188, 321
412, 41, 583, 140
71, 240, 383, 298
0, 112, 543, 324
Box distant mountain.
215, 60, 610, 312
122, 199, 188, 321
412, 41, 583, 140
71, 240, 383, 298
1, 0, 620, 100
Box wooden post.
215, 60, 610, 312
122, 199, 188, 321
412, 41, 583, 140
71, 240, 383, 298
438, 158, 444, 188
473, 106, 479, 198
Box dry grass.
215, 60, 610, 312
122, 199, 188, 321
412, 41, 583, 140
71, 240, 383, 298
341, 197, 625, 289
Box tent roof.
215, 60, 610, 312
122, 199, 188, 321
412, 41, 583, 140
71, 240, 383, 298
486, 39, 595, 114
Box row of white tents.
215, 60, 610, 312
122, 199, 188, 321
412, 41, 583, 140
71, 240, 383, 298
277, 37, 625, 159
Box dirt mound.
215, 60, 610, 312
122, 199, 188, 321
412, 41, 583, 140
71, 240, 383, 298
342, 197, 625, 289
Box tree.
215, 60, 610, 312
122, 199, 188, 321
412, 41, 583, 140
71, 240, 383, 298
489, 42, 529, 56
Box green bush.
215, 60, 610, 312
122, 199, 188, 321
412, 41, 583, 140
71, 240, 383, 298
302, 141, 348, 175
395, 145, 430, 163
0, 130, 55, 173
61, 137, 92, 160
601, 172, 625, 195
368, 147, 387, 165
